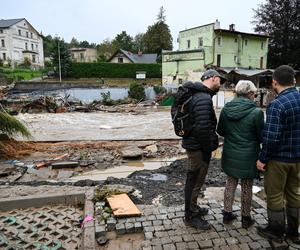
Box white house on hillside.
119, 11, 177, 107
0, 18, 44, 68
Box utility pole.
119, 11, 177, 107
57, 38, 62, 82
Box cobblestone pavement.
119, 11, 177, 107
0, 205, 83, 250
97, 199, 297, 250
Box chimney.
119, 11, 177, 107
214, 19, 220, 30
229, 24, 235, 31
138, 51, 143, 56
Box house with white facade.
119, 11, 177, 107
0, 18, 44, 68
69, 48, 98, 63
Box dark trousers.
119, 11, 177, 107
185, 150, 211, 213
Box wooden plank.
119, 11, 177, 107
107, 193, 141, 217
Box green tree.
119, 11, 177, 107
43, 35, 56, 58
253, 0, 300, 68
143, 6, 173, 56
132, 33, 146, 53
50, 37, 72, 77
113, 31, 134, 51
96, 39, 118, 61
79, 40, 90, 48
128, 82, 146, 101
69, 37, 80, 48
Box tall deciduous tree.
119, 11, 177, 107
69, 37, 80, 48
50, 37, 72, 77
143, 6, 173, 56
132, 33, 146, 53
113, 31, 134, 51
96, 39, 118, 61
253, 0, 300, 69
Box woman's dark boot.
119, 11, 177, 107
223, 211, 237, 224
242, 216, 255, 229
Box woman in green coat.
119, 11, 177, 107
217, 80, 264, 229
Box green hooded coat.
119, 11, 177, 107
217, 97, 264, 179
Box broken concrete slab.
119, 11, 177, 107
51, 161, 79, 169
145, 144, 158, 153
120, 146, 144, 159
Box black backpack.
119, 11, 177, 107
171, 86, 194, 137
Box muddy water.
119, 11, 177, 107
68, 156, 186, 181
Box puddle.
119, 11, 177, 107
68, 156, 185, 182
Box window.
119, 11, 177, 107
245, 39, 248, 46
31, 44, 34, 50
217, 37, 221, 46
261, 42, 264, 50
26, 32, 28, 38
1, 39, 5, 47
198, 37, 203, 47
118, 57, 123, 63
25, 42, 28, 50
18, 29, 21, 36
217, 54, 221, 67
260, 57, 264, 69
2, 53, 6, 60
187, 40, 191, 49
30, 33, 33, 38
234, 38, 238, 43
32, 55, 36, 63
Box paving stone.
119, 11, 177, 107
225, 237, 239, 245
248, 232, 263, 241
213, 224, 225, 232
163, 243, 176, 250
176, 242, 188, 250
134, 222, 143, 232
152, 245, 163, 250
207, 232, 219, 240
116, 223, 125, 235
156, 214, 168, 220
254, 208, 266, 214
220, 246, 231, 250
213, 238, 226, 247
160, 237, 172, 245
154, 225, 165, 231
136, 216, 146, 222
125, 222, 134, 233
171, 218, 184, 226
146, 215, 156, 221
167, 213, 176, 219
256, 218, 268, 225
145, 232, 153, 240
187, 241, 199, 249
228, 230, 240, 237
95, 224, 106, 236
238, 243, 250, 249
238, 235, 252, 243
125, 217, 136, 223
163, 219, 172, 225
167, 230, 176, 236
144, 226, 155, 232
163, 224, 173, 231
106, 217, 116, 231
198, 240, 213, 249
170, 235, 182, 243
204, 215, 215, 220
167, 207, 176, 213
159, 208, 168, 214
142, 221, 152, 227
152, 220, 163, 226
155, 231, 169, 238
175, 211, 185, 218
182, 234, 194, 242
218, 232, 230, 238
257, 239, 271, 248
248, 241, 261, 249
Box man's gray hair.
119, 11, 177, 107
235, 80, 257, 96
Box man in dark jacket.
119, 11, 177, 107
256, 65, 300, 245
182, 69, 224, 230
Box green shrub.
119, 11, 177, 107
128, 82, 145, 101
70, 62, 161, 78
101, 91, 115, 106
153, 85, 167, 94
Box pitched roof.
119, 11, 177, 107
214, 29, 269, 38
109, 49, 157, 64
0, 18, 25, 28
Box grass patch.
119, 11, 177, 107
0, 67, 43, 81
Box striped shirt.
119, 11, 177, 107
259, 87, 300, 163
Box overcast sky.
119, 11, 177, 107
1, 0, 264, 49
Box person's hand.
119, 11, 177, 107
256, 160, 266, 171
